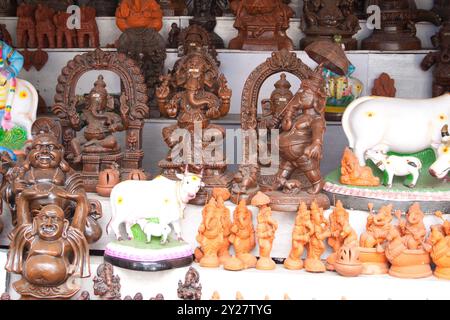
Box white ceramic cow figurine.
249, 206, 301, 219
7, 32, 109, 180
365, 149, 423, 188
108, 167, 205, 242
429, 125, 450, 180
342, 93, 450, 166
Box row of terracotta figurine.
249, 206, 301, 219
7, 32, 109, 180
195, 188, 450, 280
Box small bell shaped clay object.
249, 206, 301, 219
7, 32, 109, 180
127, 169, 148, 181
334, 246, 363, 277
97, 165, 121, 197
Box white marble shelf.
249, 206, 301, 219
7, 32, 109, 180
2, 255, 450, 300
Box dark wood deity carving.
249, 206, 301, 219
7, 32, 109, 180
156, 49, 232, 205
186, 0, 225, 49
177, 24, 219, 65
362, 0, 441, 50
0, 0, 17, 16
300, 0, 361, 50
235, 44, 350, 212
117, 28, 166, 118
228, 0, 294, 51
51, 49, 149, 192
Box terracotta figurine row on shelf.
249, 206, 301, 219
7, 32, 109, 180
17, 3, 99, 48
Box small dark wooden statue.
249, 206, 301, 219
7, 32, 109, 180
421, 23, 450, 97
187, 0, 225, 49
300, 0, 361, 50
362, 0, 441, 50
6, 182, 90, 299
156, 49, 232, 204
117, 27, 167, 118
93, 262, 121, 300
229, 0, 294, 51
177, 267, 202, 300
0, 0, 17, 16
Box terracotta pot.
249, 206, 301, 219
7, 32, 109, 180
334, 247, 363, 277
96, 168, 121, 197
358, 247, 389, 275
388, 249, 432, 279
127, 169, 148, 181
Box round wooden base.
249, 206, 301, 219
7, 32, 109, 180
265, 191, 331, 212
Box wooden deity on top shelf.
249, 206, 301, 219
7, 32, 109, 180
177, 24, 219, 65
233, 42, 350, 211
300, 0, 361, 50
361, 0, 441, 50
228, 0, 295, 51
158, 0, 188, 16
156, 49, 233, 205
115, 0, 163, 32
186, 0, 225, 49
0, 0, 17, 16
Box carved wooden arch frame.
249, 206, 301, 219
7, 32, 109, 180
52, 48, 149, 172
240, 49, 314, 131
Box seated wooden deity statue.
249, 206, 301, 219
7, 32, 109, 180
6, 187, 90, 300
70, 75, 128, 163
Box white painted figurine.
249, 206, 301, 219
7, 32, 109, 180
429, 125, 450, 180
365, 149, 422, 188
342, 94, 450, 166
108, 166, 205, 242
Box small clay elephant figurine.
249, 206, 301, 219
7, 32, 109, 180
54, 11, 77, 48
35, 4, 56, 48
77, 6, 99, 48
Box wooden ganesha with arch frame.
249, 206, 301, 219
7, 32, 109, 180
50, 49, 149, 192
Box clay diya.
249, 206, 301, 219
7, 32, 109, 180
127, 169, 148, 181
358, 203, 392, 275
334, 246, 363, 277
252, 192, 278, 271
385, 204, 432, 279
96, 164, 121, 197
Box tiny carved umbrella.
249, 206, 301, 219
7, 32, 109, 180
305, 41, 351, 76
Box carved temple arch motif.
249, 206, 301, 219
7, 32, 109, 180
240, 49, 314, 130
51, 48, 149, 180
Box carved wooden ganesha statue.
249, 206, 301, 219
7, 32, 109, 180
156, 50, 233, 204
116, 0, 163, 32
52, 49, 149, 192
228, 0, 295, 51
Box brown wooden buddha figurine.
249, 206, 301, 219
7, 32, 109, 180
70, 75, 129, 164
9, 133, 102, 244
272, 68, 327, 195
6, 187, 90, 300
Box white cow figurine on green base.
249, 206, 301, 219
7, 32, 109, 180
108, 168, 205, 242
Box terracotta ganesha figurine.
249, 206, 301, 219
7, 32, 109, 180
429, 211, 450, 280
116, 0, 164, 32
358, 203, 393, 274
6, 187, 90, 299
